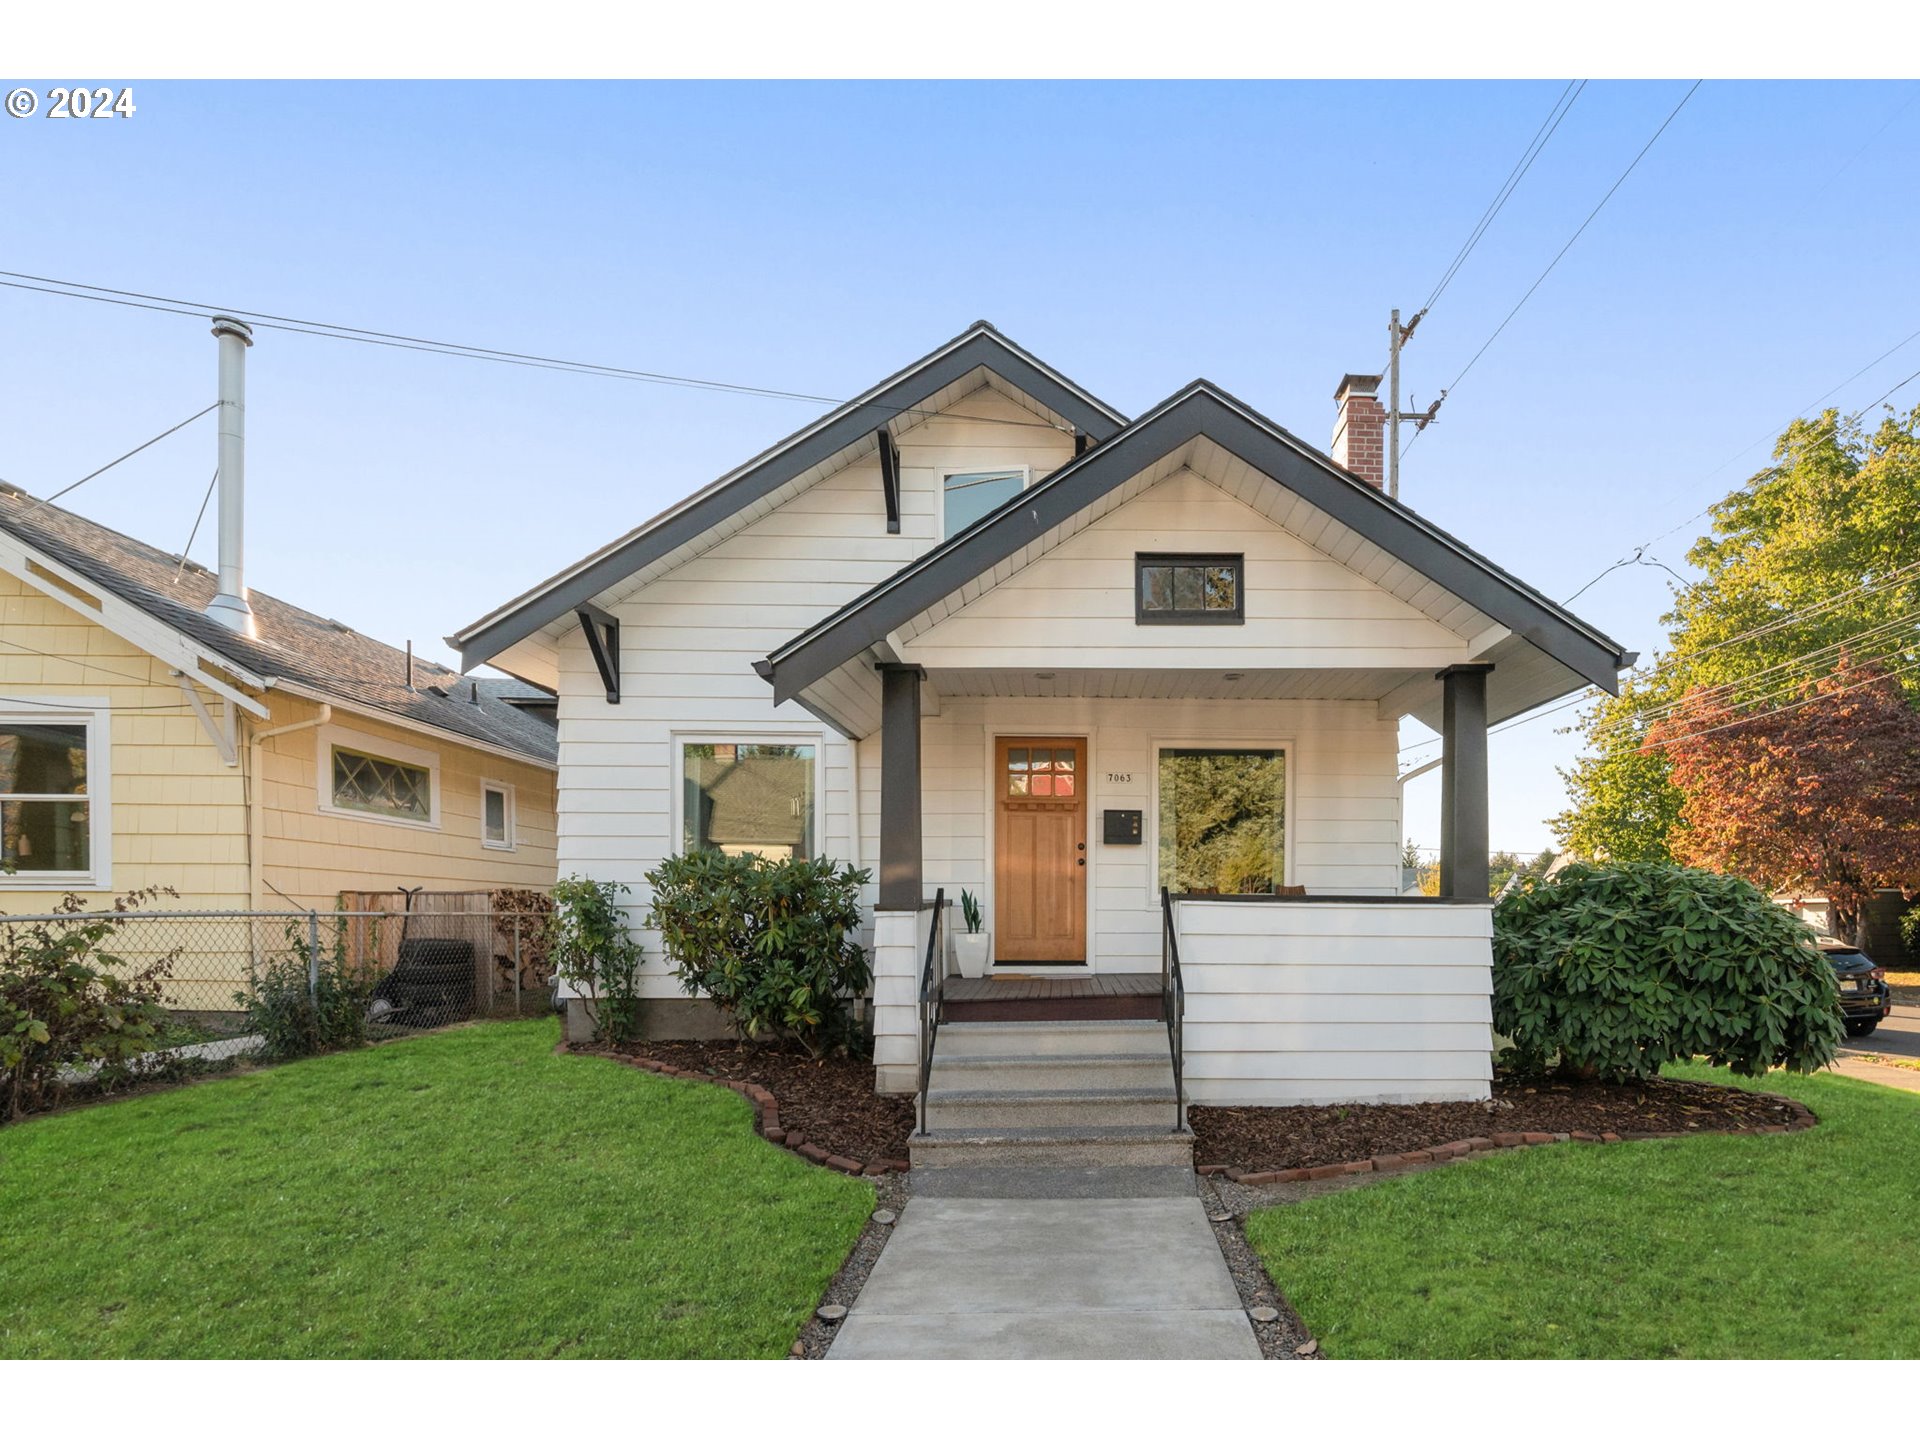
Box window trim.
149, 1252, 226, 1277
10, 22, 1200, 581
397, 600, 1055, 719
0, 696, 112, 891
480, 779, 517, 851
1134, 552, 1246, 625
672, 729, 823, 861
938, 464, 1032, 540
316, 723, 441, 831
1147, 738, 1293, 901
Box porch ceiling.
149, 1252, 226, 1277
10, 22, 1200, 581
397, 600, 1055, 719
923, 666, 1429, 703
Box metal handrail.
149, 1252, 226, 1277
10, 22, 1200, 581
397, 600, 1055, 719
1160, 885, 1188, 1134
915, 888, 947, 1137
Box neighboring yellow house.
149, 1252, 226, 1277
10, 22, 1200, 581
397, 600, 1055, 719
0, 481, 558, 915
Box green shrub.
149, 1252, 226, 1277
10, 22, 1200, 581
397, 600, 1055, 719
1900, 903, 1920, 955
548, 876, 644, 1045
237, 915, 376, 1060
1493, 861, 1842, 1081
645, 852, 871, 1056
1, 890, 177, 1121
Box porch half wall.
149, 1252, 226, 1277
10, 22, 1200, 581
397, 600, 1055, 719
1174, 897, 1494, 1104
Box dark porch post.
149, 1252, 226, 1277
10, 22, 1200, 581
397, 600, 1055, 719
1438, 663, 1494, 901
877, 663, 925, 911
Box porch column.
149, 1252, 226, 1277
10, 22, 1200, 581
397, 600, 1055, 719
1438, 663, 1493, 901
876, 662, 925, 911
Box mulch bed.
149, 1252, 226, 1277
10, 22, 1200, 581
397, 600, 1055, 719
611, 1039, 914, 1167
1191, 1075, 1805, 1173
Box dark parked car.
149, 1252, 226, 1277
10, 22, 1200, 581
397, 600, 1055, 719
1817, 936, 1891, 1037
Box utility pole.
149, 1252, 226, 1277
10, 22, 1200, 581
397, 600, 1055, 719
1388, 309, 1404, 501
1386, 307, 1443, 502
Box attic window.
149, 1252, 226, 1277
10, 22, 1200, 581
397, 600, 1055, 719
1136, 554, 1244, 624
942, 468, 1028, 537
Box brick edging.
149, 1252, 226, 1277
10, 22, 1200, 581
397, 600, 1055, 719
1195, 1093, 1818, 1186
558, 1042, 910, 1178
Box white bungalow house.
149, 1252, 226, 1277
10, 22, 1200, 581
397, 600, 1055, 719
452, 322, 1629, 1161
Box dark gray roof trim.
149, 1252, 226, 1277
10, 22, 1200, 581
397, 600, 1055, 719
761, 381, 1631, 703
452, 322, 1127, 671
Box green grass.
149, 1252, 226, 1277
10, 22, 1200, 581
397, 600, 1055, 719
0, 1020, 870, 1358
1245, 1065, 1920, 1358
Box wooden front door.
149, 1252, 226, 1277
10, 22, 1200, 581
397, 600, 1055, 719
994, 737, 1088, 964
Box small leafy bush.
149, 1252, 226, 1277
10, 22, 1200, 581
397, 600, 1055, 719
1, 889, 177, 1121
1900, 902, 1920, 955
237, 915, 376, 1060
1494, 861, 1842, 1081
646, 852, 871, 1056
549, 876, 644, 1044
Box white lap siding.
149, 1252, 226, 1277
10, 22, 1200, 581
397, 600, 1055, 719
552, 389, 1073, 999
1175, 899, 1495, 1104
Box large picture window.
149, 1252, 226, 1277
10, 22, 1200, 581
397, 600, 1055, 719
0, 716, 96, 879
681, 741, 817, 860
1156, 746, 1287, 895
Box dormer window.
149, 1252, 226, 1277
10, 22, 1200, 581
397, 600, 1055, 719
1136, 553, 1244, 624
942, 468, 1028, 537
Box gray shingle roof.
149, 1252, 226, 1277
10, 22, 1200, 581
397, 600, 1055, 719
0, 483, 557, 765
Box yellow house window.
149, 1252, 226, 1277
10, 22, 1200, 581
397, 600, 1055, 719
331, 746, 432, 823
0, 711, 103, 884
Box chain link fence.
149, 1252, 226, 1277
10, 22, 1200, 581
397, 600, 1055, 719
1, 906, 559, 1073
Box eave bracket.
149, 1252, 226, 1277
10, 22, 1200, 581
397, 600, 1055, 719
576, 603, 621, 704
877, 426, 902, 535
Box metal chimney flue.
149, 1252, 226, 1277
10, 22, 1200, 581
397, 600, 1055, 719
206, 315, 257, 636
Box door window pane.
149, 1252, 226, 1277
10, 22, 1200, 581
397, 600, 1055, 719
944, 470, 1025, 536
1157, 748, 1286, 894
683, 742, 816, 859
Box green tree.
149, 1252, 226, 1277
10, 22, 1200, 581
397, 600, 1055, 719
1555, 405, 1920, 858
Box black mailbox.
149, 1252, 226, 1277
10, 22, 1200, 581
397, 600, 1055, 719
1103, 809, 1143, 845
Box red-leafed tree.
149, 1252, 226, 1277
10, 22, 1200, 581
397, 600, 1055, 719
1646, 657, 1920, 937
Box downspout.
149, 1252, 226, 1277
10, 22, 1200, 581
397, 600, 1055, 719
248, 704, 331, 910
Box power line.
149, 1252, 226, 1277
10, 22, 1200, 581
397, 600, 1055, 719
1444, 80, 1702, 399
36, 403, 218, 506
1635, 655, 1920, 754
0, 635, 194, 689
1398, 560, 1920, 755
1420, 81, 1587, 320
1366, 83, 1587, 390
0, 271, 1072, 432
1560, 337, 1920, 605
0, 692, 193, 713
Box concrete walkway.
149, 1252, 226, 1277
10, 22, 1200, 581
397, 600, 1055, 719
828, 1170, 1260, 1360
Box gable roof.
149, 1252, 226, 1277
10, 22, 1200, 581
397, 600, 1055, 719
758, 380, 1631, 707
0, 484, 558, 766
448, 321, 1128, 672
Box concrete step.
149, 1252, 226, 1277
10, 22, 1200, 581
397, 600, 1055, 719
924, 1087, 1181, 1131
934, 1019, 1169, 1060
909, 1125, 1195, 1171
927, 1051, 1174, 1093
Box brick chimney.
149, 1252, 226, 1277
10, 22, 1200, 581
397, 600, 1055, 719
1331, 373, 1386, 489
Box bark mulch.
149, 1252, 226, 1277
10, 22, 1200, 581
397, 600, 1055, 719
1191, 1075, 1803, 1173
612, 1039, 914, 1166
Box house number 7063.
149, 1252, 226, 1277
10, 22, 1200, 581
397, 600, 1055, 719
1105, 772, 1132, 784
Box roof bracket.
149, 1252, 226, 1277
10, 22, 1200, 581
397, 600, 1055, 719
173, 670, 238, 766
1074, 429, 1094, 456
877, 427, 902, 535
576, 603, 620, 704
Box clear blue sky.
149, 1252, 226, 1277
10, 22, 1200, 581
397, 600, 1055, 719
4, 80, 1916, 854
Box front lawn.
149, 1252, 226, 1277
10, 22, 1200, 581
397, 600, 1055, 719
1244, 1065, 1920, 1358
0, 1020, 870, 1358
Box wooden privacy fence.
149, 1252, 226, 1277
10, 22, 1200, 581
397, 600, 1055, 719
338, 889, 555, 1015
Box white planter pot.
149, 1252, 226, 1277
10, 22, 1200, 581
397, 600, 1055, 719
952, 931, 992, 979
